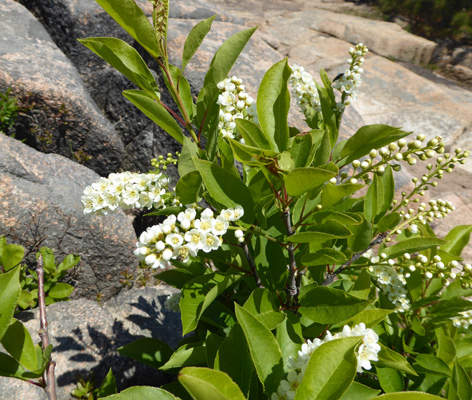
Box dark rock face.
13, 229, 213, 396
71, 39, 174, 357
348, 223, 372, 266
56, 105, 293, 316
14, 0, 240, 175
0, 286, 181, 400
13, 0, 281, 175
0, 0, 126, 176
0, 134, 138, 300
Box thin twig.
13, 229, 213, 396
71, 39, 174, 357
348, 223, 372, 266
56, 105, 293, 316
37, 255, 57, 400
160, 101, 186, 126
321, 232, 388, 286
240, 241, 262, 288
283, 208, 298, 303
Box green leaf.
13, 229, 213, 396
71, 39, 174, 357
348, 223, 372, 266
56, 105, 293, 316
349, 270, 372, 299
376, 393, 444, 399
291, 133, 314, 168
252, 236, 288, 291
38, 247, 55, 274
96, 368, 117, 398
382, 238, 447, 259
176, 171, 202, 205
56, 254, 80, 274
157, 268, 203, 289
0, 266, 21, 341
317, 86, 338, 148
78, 37, 158, 97
48, 283, 74, 299
193, 159, 255, 223
1, 319, 37, 371
0, 244, 24, 271
117, 338, 173, 370
364, 173, 385, 223
179, 137, 199, 177
348, 217, 373, 252
276, 313, 304, 370
123, 90, 184, 144
257, 58, 291, 152
321, 183, 365, 209
376, 344, 417, 375
289, 221, 352, 244
377, 213, 402, 232
338, 308, 393, 328
294, 336, 360, 400
93, 0, 159, 58
436, 327, 456, 366
235, 303, 284, 396
197, 27, 257, 120
214, 324, 253, 397
179, 367, 245, 400
161, 343, 207, 372
180, 272, 242, 335
339, 381, 380, 400
298, 286, 370, 324
182, 15, 216, 71
302, 248, 347, 266
243, 289, 285, 330
218, 136, 240, 177
205, 333, 224, 369
377, 367, 404, 393
228, 139, 276, 166
413, 354, 450, 377
440, 225, 472, 257
0, 352, 27, 380
381, 165, 395, 213
339, 125, 411, 166
285, 167, 337, 197
451, 359, 472, 400
100, 386, 179, 400
313, 130, 331, 167
236, 119, 275, 151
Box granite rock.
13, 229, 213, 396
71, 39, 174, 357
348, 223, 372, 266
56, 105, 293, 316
0, 134, 138, 300
0, 286, 181, 400
0, 0, 126, 176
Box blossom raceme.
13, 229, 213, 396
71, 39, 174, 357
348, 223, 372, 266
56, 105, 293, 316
289, 64, 321, 118
272, 323, 380, 400
216, 76, 256, 141
333, 43, 368, 107
134, 206, 245, 269
81, 171, 169, 215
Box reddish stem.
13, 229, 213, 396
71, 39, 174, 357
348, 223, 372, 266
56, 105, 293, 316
37, 255, 57, 400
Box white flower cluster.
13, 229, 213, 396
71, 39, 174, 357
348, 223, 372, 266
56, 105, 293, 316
82, 172, 169, 215
217, 76, 256, 141
333, 43, 368, 107
451, 308, 472, 329
134, 206, 244, 269
368, 261, 410, 313
272, 323, 380, 400
164, 292, 181, 313
289, 64, 321, 117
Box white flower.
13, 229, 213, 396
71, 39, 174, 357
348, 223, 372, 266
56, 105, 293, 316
212, 216, 229, 236
164, 292, 181, 313
184, 229, 206, 250
202, 233, 220, 253
166, 233, 184, 250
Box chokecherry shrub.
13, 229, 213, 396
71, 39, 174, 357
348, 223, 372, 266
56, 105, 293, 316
73, 0, 472, 399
